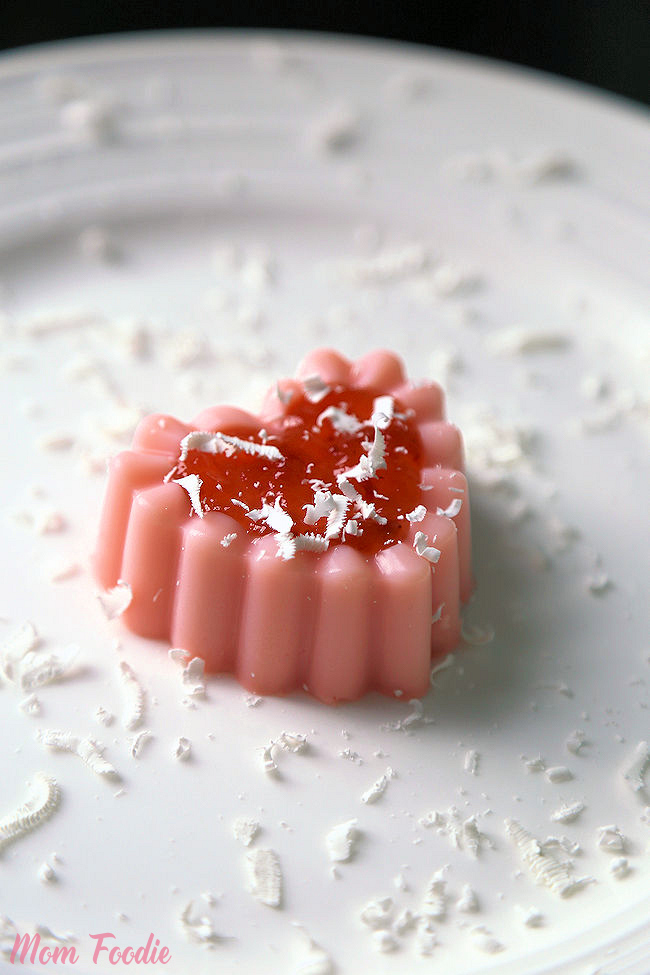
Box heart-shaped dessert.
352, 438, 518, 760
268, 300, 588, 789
94, 348, 472, 703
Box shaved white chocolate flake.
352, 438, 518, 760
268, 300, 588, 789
461, 620, 495, 645
24, 309, 104, 337
179, 430, 283, 463
169, 647, 190, 667
516, 906, 545, 927
262, 731, 308, 773
307, 105, 360, 154
621, 741, 650, 799
415, 918, 437, 957
545, 766, 573, 784
292, 923, 334, 975
19, 694, 41, 716
523, 755, 546, 773
220, 532, 237, 548
437, 498, 463, 518
173, 737, 192, 761
371, 930, 399, 953
97, 581, 133, 619
18, 646, 80, 692
248, 497, 293, 534
413, 531, 441, 563
302, 374, 331, 403
317, 405, 363, 435
505, 819, 591, 897
421, 868, 447, 920
383, 698, 427, 732
464, 749, 480, 775
487, 327, 570, 356
246, 848, 283, 908
130, 730, 152, 759
596, 825, 627, 853
471, 925, 505, 954
0, 773, 61, 853
38, 861, 57, 884
94, 706, 113, 727
457, 884, 480, 913
361, 767, 395, 804
47, 559, 81, 583
551, 801, 585, 824
586, 570, 612, 595
0, 622, 40, 684
360, 897, 394, 930
371, 396, 394, 429
36, 729, 119, 778
173, 474, 204, 518
345, 243, 430, 284
178, 901, 222, 946
232, 817, 260, 847
565, 730, 588, 755
610, 857, 630, 879
326, 819, 359, 863
405, 504, 427, 523
118, 660, 145, 730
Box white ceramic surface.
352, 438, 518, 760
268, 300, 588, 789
0, 32, 649, 975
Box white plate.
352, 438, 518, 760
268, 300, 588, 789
1, 32, 649, 975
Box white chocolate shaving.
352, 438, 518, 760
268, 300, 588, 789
97, 581, 133, 619
248, 497, 293, 534
457, 884, 480, 913
178, 901, 222, 946
371, 396, 394, 429
421, 868, 447, 920
173, 737, 192, 761
302, 375, 331, 403
173, 474, 204, 518
505, 819, 591, 897
371, 930, 399, 953
413, 531, 441, 563
317, 405, 363, 434
38, 861, 57, 884
551, 801, 585, 824
232, 817, 260, 847
179, 430, 283, 462
361, 767, 395, 804
326, 819, 359, 862
415, 918, 437, 957
596, 825, 627, 853
405, 504, 427, 523
471, 925, 505, 954
130, 730, 152, 759
545, 766, 573, 784
461, 621, 495, 645
0, 773, 61, 853
36, 729, 119, 778
0, 621, 40, 683
246, 848, 283, 907
118, 660, 145, 731
345, 425, 387, 482
360, 897, 394, 929
292, 924, 334, 975
18, 647, 80, 692
437, 498, 463, 518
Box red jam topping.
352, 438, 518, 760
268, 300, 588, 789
174, 384, 423, 556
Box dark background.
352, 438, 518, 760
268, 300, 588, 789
1, 0, 649, 108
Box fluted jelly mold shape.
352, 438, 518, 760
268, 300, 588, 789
93, 348, 473, 703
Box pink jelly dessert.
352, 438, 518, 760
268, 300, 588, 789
94, 348, 472, 703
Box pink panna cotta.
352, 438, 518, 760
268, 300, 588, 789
93, 348, 473, 703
